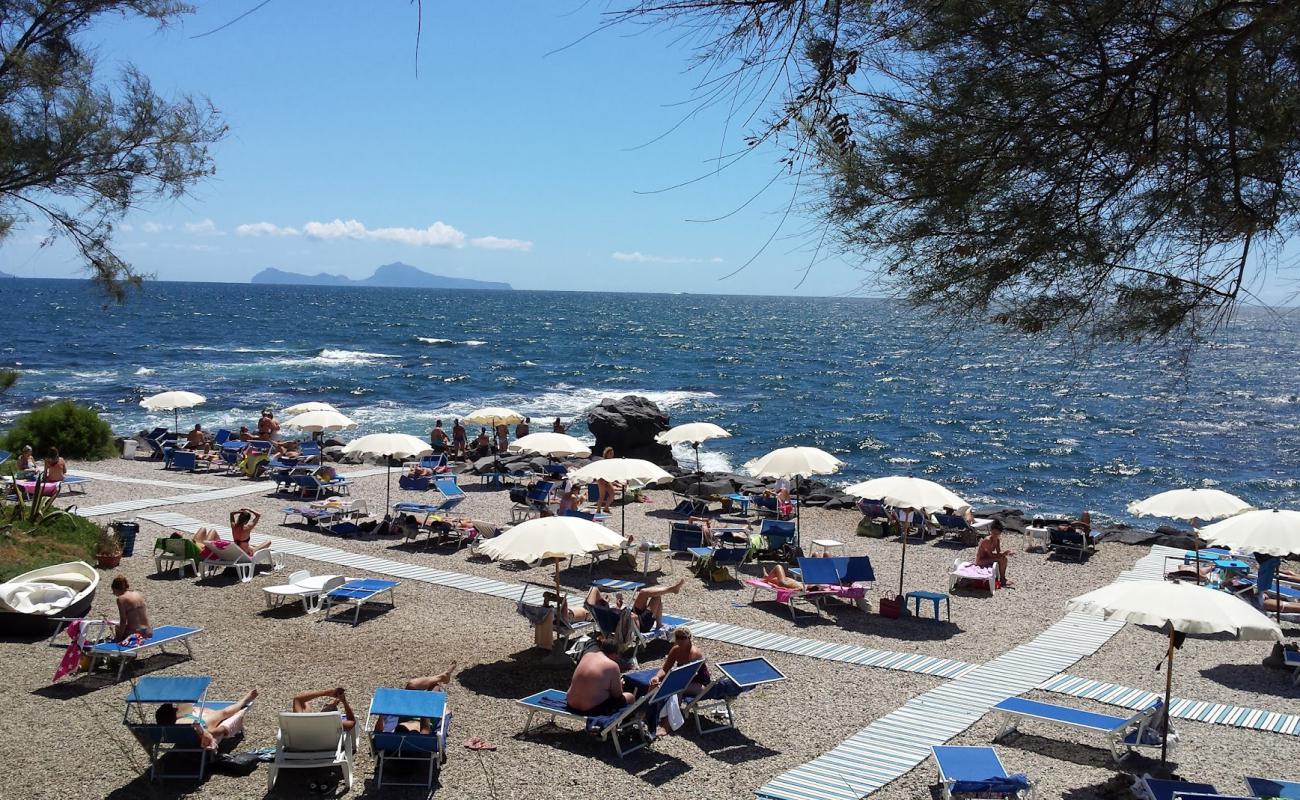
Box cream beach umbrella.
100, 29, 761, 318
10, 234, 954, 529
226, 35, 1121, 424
1199, 508, 1300, 622
341, 433, 432, 511
1067, 579, 1282, 766
463, 407, 525, 426
745, 447, 845, 545
844, 476, 972, 597
508, 432, 592, 459
477, 516, 626, 595
140, 390, 207, 430
1128, 488, 1255, 585
656, 422, 732, 474
1127, 488, 1254, 522
282, 401, 338, 416
282, 410, 356, 433
571, 458, 674, 533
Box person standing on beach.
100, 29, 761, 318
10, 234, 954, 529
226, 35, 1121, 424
515, 417, 530, 439
430, 420, 449, 453
258, 410, 280, 441
452, 419, 467, 459
552, 417, 566, 433
494, 422, 509, 454
597, 446, 617, 513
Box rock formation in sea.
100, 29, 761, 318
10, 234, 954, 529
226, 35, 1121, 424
585, 396, 676, 467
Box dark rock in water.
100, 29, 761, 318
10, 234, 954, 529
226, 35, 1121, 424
322, 437, 344, 448
975, 506, 1024, 518
586, 396, 675, 466
323, 446, 344, 462
824, 496, 857, 510
1154, 524, 1188, 538
1153, 533, 1198, 549
694, 478, 736, 497
983, 510, 1027, 534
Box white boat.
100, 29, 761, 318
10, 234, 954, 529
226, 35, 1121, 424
0, 561, 99, 635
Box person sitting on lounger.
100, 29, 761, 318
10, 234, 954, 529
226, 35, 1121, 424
17, 444, 36, 474
649, 627, 711, 698
585, 579, 685, 632
111, 575, 153, 642
238, 425, 254, 441
293, 687, 356, 731
184, 424, 209, 450
156, 687, 257, 750
759, 565, 804, 590
557, 486, 580, 515
408, 463, 435, 479
471, 428, 492, 459
229, 508, 272, 556
515, 417, 530, 439
975, 520, 1013, 587
43, 447, 67, 483
238, 444, 269, 477
566, 638, 634, 714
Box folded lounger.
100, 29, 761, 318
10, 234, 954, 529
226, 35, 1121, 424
199, 540, 279, 582
267, 710, 355, 792
124, 675, 246, 781
1133, 776, 1223, 800
1245, 776, 1300, 799
1048, 527, 1097, 560
366, 688, 451, 789
321, 578, 399, 626
691, 545, 747, 583
398, 473, 433, 491
517, 659, 703, 758
263, 571, 349, 614
932, 745, 1032, 800
992, 696, 1174, 763
681, 656, 787, 734
88, 624, 202, 681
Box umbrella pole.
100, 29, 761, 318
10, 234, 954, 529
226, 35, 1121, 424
898, 521, 908, 597
1161, 623, 1175, 768
795, 475, 801, 550
621, 485, 626, 535
385, 459, 392, 513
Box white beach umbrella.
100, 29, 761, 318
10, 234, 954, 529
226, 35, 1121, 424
1199, 508, 1300, 624
463, 406, 525, 426
477, 516, 626, 594
140, 390, 207, 430
1127, 488, 1254, 522
1067, 579, 1282, 766
508, 432, 592, 459
656, 422, 731, 474
342, 433, 433, 511
571, 458, 674, 533
844, 476, 972, 597
282, 401, 338, 416
745, 447, 844, 545
282, 410, 356, 433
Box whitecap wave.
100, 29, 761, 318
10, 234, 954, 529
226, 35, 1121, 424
520, 360, 538, 367
669, 443, 734, 473
134, 367, 155, 376
273, 348, 398, 367
463, 340, 487, 346
416, 337, 454, 345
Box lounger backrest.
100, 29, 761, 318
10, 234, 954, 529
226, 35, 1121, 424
213, 429, 231, 445
171, 451, 197, 470
148, 427, 169, 441
286, 569, 310, 586
0, 450, 10, 465
651, 659, 704, 701
797, 557, 846, 585
1258, 558, 1281, 601
279, 712, 344, 752
759, 519, 797, 548
208, 542, 250, 564
434, 478, 463, 498
842, 556, 876, 583
669, 523, 704, 552
934, 513, 968, 530
714, 546, 747, 565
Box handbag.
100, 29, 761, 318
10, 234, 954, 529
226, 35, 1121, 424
878, 593, 902, 619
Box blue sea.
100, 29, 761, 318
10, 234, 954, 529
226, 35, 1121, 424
3, 279, 1298, 523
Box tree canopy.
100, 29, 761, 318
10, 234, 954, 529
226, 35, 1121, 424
0, 1, 226, 299
616, 0, 1300, 339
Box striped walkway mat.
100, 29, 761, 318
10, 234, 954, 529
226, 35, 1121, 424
65, 470, 209, 490
133, 512, 977, 681
1039, 674, 1300, 735
74, 466, 394, 517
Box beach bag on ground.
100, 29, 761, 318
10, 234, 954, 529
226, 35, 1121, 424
878, 593, 902, 619
856, 517, 887, 538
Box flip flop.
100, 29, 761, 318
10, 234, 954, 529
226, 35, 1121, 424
463, 737, 497, 751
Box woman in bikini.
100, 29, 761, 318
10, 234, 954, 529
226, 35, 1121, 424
229, 508, 272, 555
156, 687, 258, 750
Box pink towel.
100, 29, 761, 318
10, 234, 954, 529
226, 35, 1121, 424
951, 562, 995, 580
744, 579, 800, 604
51, 619, 84, 682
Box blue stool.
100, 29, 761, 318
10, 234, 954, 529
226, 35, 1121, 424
727, 493, 751, 515
904, 590, 951, 621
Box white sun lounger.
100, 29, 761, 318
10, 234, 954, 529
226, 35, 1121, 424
199, 541, 281, 582
263, 571, 349, 614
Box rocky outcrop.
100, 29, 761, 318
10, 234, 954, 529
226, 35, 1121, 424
585, 396, 675, 466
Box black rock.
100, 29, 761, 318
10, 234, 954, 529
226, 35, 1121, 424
585, 396, 675, 466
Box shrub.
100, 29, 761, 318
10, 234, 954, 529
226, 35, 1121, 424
0, 513, 102, 581
1, 400, 116, 460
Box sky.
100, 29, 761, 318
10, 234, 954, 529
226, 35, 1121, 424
0, 2, 867, 296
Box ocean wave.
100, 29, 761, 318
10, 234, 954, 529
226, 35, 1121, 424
416, 337, 455, 345
272, 348, 398, 367
520, 360, 538, 367
669, 443, 733, 473
464, 340, 487, 346
134, 367, 155, 376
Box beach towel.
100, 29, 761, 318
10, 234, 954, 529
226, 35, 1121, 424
52, 619, 85, 682
952, 562, 996, 581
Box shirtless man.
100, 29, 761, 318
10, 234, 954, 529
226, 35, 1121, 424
584, 579, 685, 632
566, 638, 634, 714
184, 424, 208, 450
292, 687, 356, 731
156, 687, 257, 750
975, 521, 1013, 586
44, 447, 67, 483
111, 575, 152, 642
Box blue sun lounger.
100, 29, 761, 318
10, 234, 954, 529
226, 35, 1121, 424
125, 675, 246, 780
1246, 776, 1300, 798
992, 696, 1174, 763
322, 579, 399, 626
88, 624, 203, 681
932, 746, 1032, 799
517, 659, 703, 758
1135, 777, 1222, 800
366, 688, 451, 789
682, 656, 787, 734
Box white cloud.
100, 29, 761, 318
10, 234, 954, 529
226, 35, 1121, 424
236, 221, 300, 237
470, 236, 532, 252
140, 221, 171, 233
612, 251, 724, 265
184, 218, 222, 235
302, 218, 466, 248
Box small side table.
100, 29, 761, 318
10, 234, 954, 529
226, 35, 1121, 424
811, 539, 844, 556
727, 493, 751, 515
904, 590, 951, 621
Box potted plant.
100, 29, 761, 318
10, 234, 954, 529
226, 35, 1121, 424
95, 527, 123, 569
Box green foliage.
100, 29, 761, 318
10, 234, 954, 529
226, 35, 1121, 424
0, 1, 227, 301
0, 370, 15, 394
0, 513, 101, 582
619, 0, 1300, 339
3, 476, 72, 527
1, 401, 116, 460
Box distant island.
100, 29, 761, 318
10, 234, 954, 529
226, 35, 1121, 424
0, 270, 14, 278
250, 261, 511, 291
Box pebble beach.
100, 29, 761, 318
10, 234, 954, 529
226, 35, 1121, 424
2, 454, 1298, 799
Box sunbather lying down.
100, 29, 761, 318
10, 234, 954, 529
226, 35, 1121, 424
759, 565, 804, 591
584, 579, 685, 632
156, 688, 258, 750
387, 664, 458, 734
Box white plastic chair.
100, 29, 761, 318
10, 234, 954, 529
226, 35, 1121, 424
262, 571, 348, 614
200, 542, 280, 582
267, 711, 354, 792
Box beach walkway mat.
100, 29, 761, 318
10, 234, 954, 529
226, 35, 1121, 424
64, 469, 209, 490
